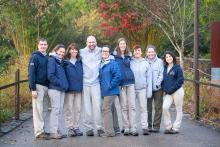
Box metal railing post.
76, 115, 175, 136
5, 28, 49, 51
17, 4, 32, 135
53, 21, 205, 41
15, 69, 20, 120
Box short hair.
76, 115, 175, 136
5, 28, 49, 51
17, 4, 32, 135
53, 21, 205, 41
115, 37, 131, 56
163, 51, 177, 66
146, 44, 157, 53
133, 44, 142, 51
65, 43, 80, 59
102, 45, 112, 52
53, 44, 66, 53
37, 38, 47, 44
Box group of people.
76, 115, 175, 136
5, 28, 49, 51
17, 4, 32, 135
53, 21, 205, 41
28, 35, 184, 140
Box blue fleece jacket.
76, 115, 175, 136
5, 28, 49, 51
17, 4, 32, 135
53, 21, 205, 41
99, 59, 121, 97
162, 64, 184, 95
28, 51, 48, 91
47, 55, 69, 92
64, 59, 83, 92
114, 55, 135, 86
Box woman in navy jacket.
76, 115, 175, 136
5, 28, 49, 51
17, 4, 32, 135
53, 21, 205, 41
47, 44, 68, 139
99, 45, 121, 137
162, 51, 184, 134
113, 38, 138, 136
64, 43, 83, 137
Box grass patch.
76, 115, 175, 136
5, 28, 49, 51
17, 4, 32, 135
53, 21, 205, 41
0, 55, 31, 123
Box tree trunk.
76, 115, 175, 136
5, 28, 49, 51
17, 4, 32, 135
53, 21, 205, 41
178, 49, 184, 70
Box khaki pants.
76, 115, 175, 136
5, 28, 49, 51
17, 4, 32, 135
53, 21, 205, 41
32, 84, 49, 137
119, 84, 137, 132
64, 92, 82, 129
83, 84, 103, 131
135, 89, 148, 129
48, 89, 66, 134
163, 87, 184, 131
102, 95, 117, 135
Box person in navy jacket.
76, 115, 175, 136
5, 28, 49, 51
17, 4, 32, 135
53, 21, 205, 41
28, 38, 50, 140
47, 44, 69, 139
113, 38, 138, 136
99, 45, 121, 137
64, 43, 83, 137
162, 51, 184, 134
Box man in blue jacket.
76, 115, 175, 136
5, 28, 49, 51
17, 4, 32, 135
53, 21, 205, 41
28, 38, 50, 140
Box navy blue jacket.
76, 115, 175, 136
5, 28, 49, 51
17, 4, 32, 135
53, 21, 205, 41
99, 60, 121, 97
47, 56, 69, 92
114, 55, 135, 86
64, 59, 83, 92
162, 64, 184, 95
28, 51, 48, 91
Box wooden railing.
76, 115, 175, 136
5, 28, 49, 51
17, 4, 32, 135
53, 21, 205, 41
0, 69, 28, 120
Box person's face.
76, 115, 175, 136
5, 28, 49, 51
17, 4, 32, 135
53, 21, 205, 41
86, 36, 97, 50
165, 54, 173, 64
146, 48, 156, 59
133, 48, 142, 58
69, 48, 78, 58
38, 41, 48, 53
119, 40, 126, 53
101, 47, 110, 60
56, 47, 65, 59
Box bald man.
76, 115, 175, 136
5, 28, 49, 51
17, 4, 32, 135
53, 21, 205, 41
80, 36, 104, 136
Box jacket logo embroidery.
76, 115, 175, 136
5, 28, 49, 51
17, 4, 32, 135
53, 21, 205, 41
169, 71, 175, 76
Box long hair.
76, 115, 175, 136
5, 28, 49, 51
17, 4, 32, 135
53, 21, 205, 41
163, 51, 177, 66
115, 37, 130, 56
65, 43, 80, 59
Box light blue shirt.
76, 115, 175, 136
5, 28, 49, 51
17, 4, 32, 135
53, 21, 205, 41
80, 47, 101, 86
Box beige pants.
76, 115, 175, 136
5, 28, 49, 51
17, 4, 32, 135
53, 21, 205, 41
32, 84, 49, 137
163, 87, 184, 131
135, 89, 148, 129
64, 92, 82, 129
83, 84, 103, 131
120, 84, 137, 132
48, 89, 65, 134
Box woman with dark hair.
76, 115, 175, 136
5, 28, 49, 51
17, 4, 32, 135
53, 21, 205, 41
47, 44, 69, 139
99, 45, 121, 137
64, 43, 83, 137
162, 51, 184, 134
113, 38, 138, 136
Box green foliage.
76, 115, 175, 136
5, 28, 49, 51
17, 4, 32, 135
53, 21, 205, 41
0, 37, 17, 73
0, 108, 13, 123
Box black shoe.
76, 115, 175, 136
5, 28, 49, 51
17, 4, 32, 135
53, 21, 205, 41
97, 129, 105, 136
86, 130, 94, 136
123, 129, 129, 136
121, 129, 124, 133
164, 128, 179, 134
152, 128, 160, 133
143, 129, 150, 135
164, 129, 171, 134
114, 130, 121, 135
148, 127, 153, 132
68, 129, 76, 137
169, 128, 179, 134
36, 132, 50, 140
74, 128, 83, 136
130, 131, 139, 136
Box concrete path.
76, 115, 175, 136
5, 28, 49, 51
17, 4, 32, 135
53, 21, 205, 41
0, 112, 220, 147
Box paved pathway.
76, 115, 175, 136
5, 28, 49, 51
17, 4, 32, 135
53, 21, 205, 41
0, 112, 220, 147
